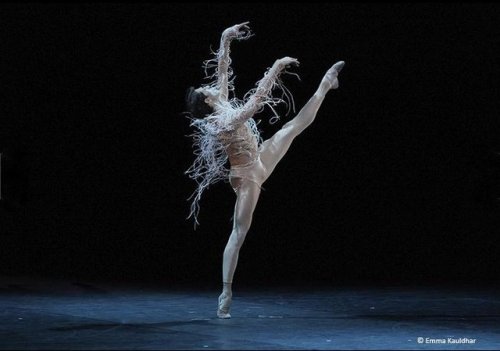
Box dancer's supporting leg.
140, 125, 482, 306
218, 179, 262, 318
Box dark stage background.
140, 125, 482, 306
1, 4, 499, 287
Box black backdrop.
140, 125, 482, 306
1, 3, 499, 287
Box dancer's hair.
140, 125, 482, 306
185, 87, 214, 119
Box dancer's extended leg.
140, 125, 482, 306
260, 61, 344, 175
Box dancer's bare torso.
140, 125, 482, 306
218, 123, 258, 167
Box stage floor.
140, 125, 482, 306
1, 277, 499, 350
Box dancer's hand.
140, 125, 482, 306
223, 22, 251, 39
277, 57, 300, 68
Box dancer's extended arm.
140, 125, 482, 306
216, 22, 251, 102
229, 56, 299, 126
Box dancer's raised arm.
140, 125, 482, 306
216, 22, 251, 102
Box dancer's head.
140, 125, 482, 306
185, 86, 217, 118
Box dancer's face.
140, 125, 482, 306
195, 87, 219, 108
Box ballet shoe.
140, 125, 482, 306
217, 292, 232, 319
333, 61, 345, 73
322, 61, 345, 91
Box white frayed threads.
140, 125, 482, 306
185, 116, 229, 227
185, 110, 263, 228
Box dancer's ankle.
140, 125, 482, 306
222, 281, 232, 295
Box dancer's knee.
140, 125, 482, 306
287, 115, 312, 135
281, 120, 308, 143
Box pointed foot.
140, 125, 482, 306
217, 292, 232, 319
